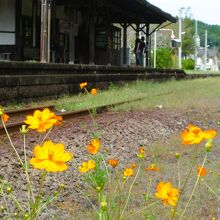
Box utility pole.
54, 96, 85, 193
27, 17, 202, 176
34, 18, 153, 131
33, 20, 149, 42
194, 20, 198, 70
178, 9, 182, 69
204, 29, 208, 70
153, 31, 157, 68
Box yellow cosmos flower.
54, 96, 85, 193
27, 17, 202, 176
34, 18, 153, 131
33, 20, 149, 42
155, 181, 179, 207
197, 166, 207, 176
24, 108, 61, 133
30, 140, 72, 172
145, 163, 160, 171
87, 139, 101, 154
181, 124, 217, 145
1, 114, 9, 123
123, 168, 134, 177
78, 160, 96, 173
80, 82, 87, 89
90, 88, 97, 95
108, 159, 119, 168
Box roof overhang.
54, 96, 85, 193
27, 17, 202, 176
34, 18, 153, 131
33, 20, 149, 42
97, 0, 177, 24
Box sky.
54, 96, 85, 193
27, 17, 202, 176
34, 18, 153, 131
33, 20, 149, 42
148, 0, 220, 25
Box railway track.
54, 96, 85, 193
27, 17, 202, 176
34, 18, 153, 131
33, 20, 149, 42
0, 97, 145, 135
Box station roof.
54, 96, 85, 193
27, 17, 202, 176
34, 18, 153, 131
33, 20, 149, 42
97, 0, 177, 24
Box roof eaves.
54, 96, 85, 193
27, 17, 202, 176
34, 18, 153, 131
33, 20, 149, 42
136, 0, 177, 23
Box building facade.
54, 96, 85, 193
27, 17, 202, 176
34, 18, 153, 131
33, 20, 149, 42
0, 0, 176, 66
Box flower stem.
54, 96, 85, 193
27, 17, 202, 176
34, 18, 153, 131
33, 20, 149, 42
177, 159, 181, 190
202, 178, 219, 199
120, 165, 141, 219
1, 118, 23, 166
179, 152, 208, 219
171, 145, 199, 220
30, 171, 47, 219
23, 133, 35, 211
41, 127, 53, 145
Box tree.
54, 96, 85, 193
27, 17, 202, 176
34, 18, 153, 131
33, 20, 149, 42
156, 48, 173, 68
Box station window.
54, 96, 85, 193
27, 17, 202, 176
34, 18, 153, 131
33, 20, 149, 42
113, 29, 121, 51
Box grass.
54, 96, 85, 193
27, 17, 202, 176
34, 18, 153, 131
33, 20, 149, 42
49, 77, 220, 114
5, 77, 220, 113
185, 70, 220, 74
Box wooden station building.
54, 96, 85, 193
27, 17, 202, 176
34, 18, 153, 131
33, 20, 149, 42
0, 0, 176, 66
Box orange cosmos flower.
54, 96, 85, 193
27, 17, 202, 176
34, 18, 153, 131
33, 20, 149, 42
155, 181, 179, 207
80, 82, 87, 89
181, 124, 217, 145
2, 114, 9, 123
24, 108, 60, 133
123, 168, 134, 177
78, 160, 96, 173
131, 163, 137, 169
52, 114, 63, 126
203, 129, 217, 140
90, 88, 97, 95
87, 139, 101, 154
139, 147, 145, 154
30, 140, 72, 172
181, 124, 205, 145
108, 159, 119, 168
137, 146, 145, 158
197, 166, 207, 176
145, 163, 160, 171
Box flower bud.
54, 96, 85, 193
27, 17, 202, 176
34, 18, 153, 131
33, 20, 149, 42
101, 201, 107, 209
13, 212, 18, 217
20, 125, 29, 134
96, 186, 101, 192
205, 140, 213, 152
60, 183, 65, 189
0, 206, 5, 212
175, 153, 180, 159
53, 191, 59, 196
0, 106, 4, 117
23, 214, 29, 218
6, 186, 12, 193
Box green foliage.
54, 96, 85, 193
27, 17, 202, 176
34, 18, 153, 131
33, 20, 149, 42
156, 48, 173, 68
182, 58, 195, 70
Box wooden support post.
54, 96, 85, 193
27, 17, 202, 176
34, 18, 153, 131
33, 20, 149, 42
136, 23, 140, 36
89, 14, 95, 65
69, 7, 75, 64
40, 0, 48, 63
123, 23, 128, 65
47, 0, 51, 63
145, 23, 150, 68
15, 0, 22, 60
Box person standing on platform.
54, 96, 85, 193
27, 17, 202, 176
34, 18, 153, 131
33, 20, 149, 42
138, 36, 146, 67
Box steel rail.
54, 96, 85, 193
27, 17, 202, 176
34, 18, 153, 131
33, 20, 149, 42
0, 97, 145, 135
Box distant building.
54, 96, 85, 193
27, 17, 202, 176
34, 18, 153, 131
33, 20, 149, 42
196, 48, 219, 71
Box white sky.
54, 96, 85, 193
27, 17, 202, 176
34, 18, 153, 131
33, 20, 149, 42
148, 0, 220, 25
